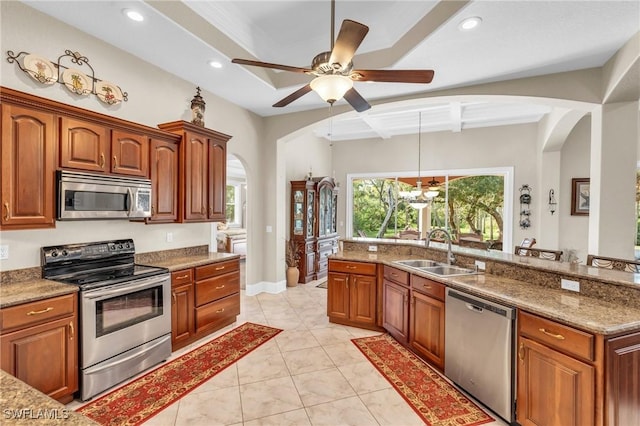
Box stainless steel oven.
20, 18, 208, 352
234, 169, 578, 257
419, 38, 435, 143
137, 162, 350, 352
57, 170, 152, 220
42, 239, 171, 401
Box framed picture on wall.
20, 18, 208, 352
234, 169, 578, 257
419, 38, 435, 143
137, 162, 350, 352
571, 178, 590, 216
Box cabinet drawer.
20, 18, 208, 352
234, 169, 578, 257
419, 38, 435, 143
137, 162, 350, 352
384, 266, 409, 286
195, 273, 240, 307
195, 260, 239, 280
329, 260, 376, 276
195, 293, 240, 333
1, 294, 76, 332
318, 239, 335, 250
519, 311, 594, 362
172, 269, 194, 286
411, 275, 445, 300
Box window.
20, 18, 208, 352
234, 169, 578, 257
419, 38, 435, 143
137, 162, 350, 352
225, 182, 244, 226
348, 167, 512, 250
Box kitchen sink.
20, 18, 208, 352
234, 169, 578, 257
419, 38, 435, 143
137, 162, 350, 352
394, 259, 441, 268
394, 259, 477, 277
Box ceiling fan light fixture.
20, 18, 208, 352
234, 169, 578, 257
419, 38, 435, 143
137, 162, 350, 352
310, 75, 353, 104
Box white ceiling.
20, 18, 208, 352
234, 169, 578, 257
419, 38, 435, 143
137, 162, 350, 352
21, 1, 640, 141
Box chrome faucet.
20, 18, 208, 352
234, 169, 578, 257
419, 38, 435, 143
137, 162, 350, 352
425, 228, 456, 265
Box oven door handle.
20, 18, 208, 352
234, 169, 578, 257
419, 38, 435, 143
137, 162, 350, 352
84, 275, 169, 300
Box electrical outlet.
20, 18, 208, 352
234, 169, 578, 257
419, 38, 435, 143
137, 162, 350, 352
0, 245, 8, 260
368, 245, 378, 252
561, 278, 580, 292
474, 260, 486, 271
166, 232, 173, 243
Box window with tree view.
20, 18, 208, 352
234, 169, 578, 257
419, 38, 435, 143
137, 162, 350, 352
352, 173, 505, 249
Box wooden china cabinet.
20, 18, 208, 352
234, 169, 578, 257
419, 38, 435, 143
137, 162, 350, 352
290, 177, 338, 283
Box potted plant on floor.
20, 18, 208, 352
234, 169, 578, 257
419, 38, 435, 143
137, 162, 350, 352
285, 239, 300, 287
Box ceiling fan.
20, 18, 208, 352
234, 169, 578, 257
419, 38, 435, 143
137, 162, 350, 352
231, 0, 434, 113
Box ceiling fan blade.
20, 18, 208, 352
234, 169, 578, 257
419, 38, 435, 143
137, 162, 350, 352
329, 19, 369, 68
232, 58, 312, 74
273, 84, 313, 108
351, 69, 435, 84
343, 88, 371, 113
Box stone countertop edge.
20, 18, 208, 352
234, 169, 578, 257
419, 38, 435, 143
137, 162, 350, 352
0, 253, 240, 309
331, 251, 640, 336
0, 371, 99, 425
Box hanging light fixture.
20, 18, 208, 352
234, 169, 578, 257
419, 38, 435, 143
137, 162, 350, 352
425, 177, 440, 199
548, 189, 557, 214
402, 112, 429, 210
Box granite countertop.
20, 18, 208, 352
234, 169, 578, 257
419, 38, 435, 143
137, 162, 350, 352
0, 279, 77, 309
0, 371, 98, 425
142, 252, 240, 271
331, 251, 640, 336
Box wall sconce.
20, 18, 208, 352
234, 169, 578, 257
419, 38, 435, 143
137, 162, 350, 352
548, 189, 557, 215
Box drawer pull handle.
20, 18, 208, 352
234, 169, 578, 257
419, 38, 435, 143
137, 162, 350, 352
518, 342, 525, 361
423, 284, 432, 290
27, 307, 53, 316
215, 285, 225, 289
346, 265, 356, 269
215, 266, 225, 271
215, 308, 225, 313
176, 274, 189, 280
3, 202, 9, 221
172, 292, 177, 303
113, 155, 118, 168
69, 322, 74, 340
539, 328, 565, 340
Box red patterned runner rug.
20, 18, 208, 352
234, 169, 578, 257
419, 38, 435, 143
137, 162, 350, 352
352, 334, 494, 426
77, 322, 282, 426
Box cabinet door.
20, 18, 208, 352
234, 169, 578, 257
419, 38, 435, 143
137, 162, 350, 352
517, 336, 595, 426
208, 140, 226, 221
111, 130, 149, 177
171, 281, 194, 349
149, 138, 179, 222
327, 272, 349, 320
60, 117, 109, 172
606, 331, 640, 426
409, 290, 445, 370
0, 316, 78, 402
1, 104, 56, 229
383, 280, 409, 344
183, 130, 208, 221
349, 274, 377, 325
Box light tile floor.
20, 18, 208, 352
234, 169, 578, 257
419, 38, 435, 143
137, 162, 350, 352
69, 280, 508, 426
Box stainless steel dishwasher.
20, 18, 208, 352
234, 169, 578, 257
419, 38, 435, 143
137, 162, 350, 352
445, 288, 516, 424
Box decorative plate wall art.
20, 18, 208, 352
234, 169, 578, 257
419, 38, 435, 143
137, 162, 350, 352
62, 68, 92, 96
96, 81, 123, 105
23, 54, 56, 85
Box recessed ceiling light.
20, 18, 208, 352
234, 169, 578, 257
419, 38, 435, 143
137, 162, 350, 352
209, 60, 223, 69
123, 9, 144, 22
459, 16, 482, 31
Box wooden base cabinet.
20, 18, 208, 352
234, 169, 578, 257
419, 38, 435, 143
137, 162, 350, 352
382, 266, 410, 345
0, 293, 78, 404
170, 259, 240, 351
327, 260, 381, 330
409, 275, 445, 371
517, 311, 597, 426
606, 331, 640, 426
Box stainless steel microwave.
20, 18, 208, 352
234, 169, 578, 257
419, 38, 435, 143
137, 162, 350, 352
57, 170, 152, 220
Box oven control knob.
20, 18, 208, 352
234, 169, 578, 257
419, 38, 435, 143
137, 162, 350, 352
125, 243, 130, 249
61, 250, 68, 257
118, 244, 123, 249
50, 250, 58, 257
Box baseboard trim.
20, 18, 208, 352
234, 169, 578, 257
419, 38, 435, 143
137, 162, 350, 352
245, 280, 286, 296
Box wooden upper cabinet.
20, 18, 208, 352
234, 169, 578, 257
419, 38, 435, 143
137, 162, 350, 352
148, 137, 179, 223
158, 121, 231, 223
60, 117, 110, 172
0, 103, 57, 230
111, 130, 149, 177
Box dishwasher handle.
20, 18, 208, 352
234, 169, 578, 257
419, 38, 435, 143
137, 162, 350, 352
447, 289, 515, 319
